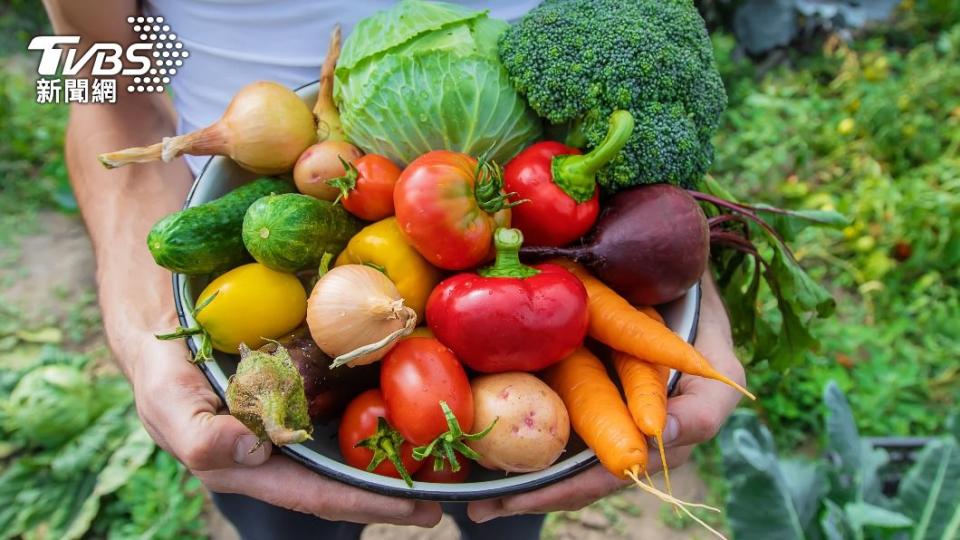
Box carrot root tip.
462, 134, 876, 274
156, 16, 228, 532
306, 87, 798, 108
625, 469, 727, 540
719, 375, 756, 401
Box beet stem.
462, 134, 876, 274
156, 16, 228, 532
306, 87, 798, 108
689, 190, 792, 260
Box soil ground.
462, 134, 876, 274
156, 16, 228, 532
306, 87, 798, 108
2, 211, 712, 539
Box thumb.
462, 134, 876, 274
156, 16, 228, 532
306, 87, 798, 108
175, 411, 273, 470
135, 340, 272, 471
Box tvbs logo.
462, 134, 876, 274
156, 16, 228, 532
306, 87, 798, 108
29, 15, 188, 102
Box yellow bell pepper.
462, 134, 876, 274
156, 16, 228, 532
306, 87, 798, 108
335, 217, 441, 320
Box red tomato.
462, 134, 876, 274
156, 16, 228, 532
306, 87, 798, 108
393, 151, 511, 270
380, 338, 474, 446
333, 154, 401, 221
414, 457, 472, 483
338, 389, 422, 484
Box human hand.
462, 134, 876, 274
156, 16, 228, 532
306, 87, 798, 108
130, 331, 443, 526
467, 273, 746, 522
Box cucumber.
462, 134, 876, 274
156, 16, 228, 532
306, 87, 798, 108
148, 178, 295, 275
242, 193, 362, 272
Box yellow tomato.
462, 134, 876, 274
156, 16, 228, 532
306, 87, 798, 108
195, 263, 307, 353
335, 217, 441, 320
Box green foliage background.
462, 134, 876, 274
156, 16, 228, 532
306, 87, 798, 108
710, 9, 960, 447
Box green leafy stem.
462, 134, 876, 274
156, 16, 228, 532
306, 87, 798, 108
155, 291, 219, 363
691, 178, 848, 368
412, 401, 497, 473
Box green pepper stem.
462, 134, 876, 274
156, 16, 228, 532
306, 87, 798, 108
478, 228, 539, 278
552, 110, 635, 203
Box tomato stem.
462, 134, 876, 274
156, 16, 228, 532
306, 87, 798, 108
552, 110, 634, 203
412, 401, 497, 472
478, 228, 540, 278
355, 417, 414, 487
327, 156, 359, 202
474, 158, 515, 214
155, 290, 219, 363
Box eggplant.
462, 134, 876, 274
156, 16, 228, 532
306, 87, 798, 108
259, 328, 378, 422
522, 184, 709, 305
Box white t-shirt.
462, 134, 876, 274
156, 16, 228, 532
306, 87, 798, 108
143, 1, 539, 174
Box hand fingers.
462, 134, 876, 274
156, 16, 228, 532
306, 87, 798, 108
467, 443, 694, 523
467, 464, 625, 522
660, 269, 746, 449
664, 324, 745, 449
134, 339, 271, 471
197, 456, 443, 527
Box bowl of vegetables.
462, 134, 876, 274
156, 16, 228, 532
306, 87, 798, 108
167, 76, 701, 499
104, 0, 779, 512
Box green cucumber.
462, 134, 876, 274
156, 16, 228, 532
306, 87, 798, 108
242, 193, 362, 272
148, 178, 295, 275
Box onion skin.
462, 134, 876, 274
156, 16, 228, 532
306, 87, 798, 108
293, 141, 364, 200
98, 81, 316, 175
306, 265, 417, 368
521, 184, 709, 306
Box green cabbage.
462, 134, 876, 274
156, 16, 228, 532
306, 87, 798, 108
5, 365, 95, 448
334, 0, 542, 165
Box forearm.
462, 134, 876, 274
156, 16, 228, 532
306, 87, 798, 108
66, 97, 193, 378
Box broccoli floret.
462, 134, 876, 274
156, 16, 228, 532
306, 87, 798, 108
499, 0, 726, 190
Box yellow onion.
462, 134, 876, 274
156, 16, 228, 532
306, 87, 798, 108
307, 264, 416, 368
294, 140, 363, 200
98, 81, 317, 175
294, 25, 365, 200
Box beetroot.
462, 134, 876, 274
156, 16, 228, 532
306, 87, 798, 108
521, 184, 709, 305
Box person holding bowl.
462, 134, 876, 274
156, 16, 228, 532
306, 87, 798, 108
42, 0, 746, 538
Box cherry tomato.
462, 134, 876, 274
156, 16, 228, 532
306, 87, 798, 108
394, 151, 511, 270
380, 338, 474, 446
333, 154, 402, 221
414, 456, 472, 483
338, 389, 421, 484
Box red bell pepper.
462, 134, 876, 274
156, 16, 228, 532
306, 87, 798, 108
504, 110, 635, 247
426, 228, 589, 373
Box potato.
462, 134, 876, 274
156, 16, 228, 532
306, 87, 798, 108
467, 372, 570, 473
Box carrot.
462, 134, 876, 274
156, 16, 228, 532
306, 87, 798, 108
544, 347, 648, 478
545, 347, 725, 539
638, 306, 664, 324
612, 351, 673, 496
554, 259, 754, 400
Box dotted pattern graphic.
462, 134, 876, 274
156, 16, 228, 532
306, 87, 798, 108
125, 16, 188, 93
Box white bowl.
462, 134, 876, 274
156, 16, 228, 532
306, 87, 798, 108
172, 81, 701, 501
